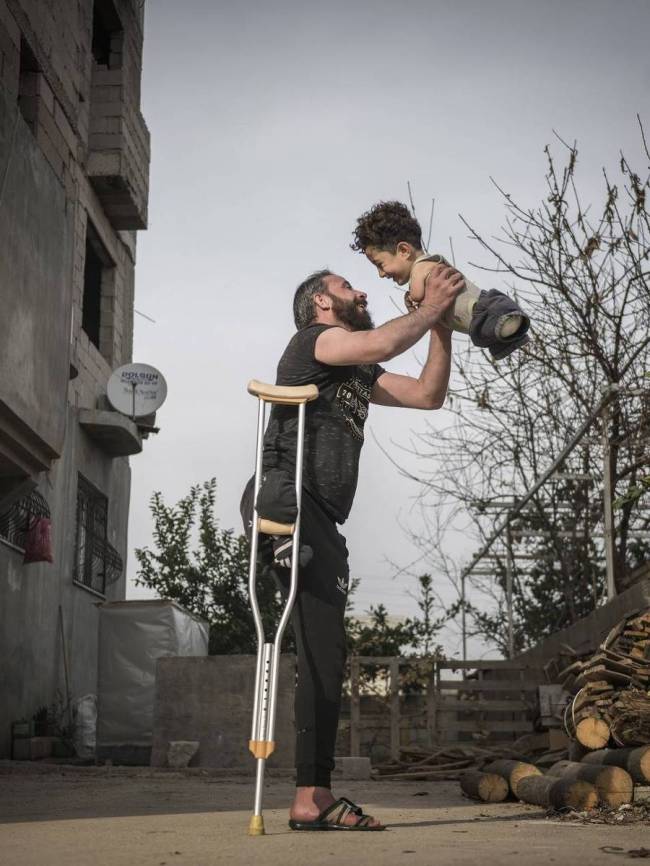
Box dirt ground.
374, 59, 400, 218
0, 763, 649, 866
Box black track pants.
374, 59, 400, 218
241, 477, 349, 788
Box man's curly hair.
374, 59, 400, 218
351, 201, 423, 254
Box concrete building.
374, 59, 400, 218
0, 0, 150, 757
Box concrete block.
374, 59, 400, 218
634, 786, 650, 804
91, 68, 123, 87
12, 736, 58, 760
34, 125, 65, 181
89, 132, 126, 151
167, 740, 200, 768
35, 101, 71, 164
63, 164, 77, 202
90, 85, 124, 104
332, 756, 372, 780
89, 115, 122, 135
151, 655, 296, 770
54, 100, 78, 153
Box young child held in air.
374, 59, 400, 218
351, 201, 530, 360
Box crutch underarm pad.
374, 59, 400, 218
249, 739, 276, 759
248, 380, 318, 405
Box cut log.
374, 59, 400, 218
546, 760, 633, 807
575, 716, 610, 749
459, 771, 509, 803
517, 775, 598, 811
568, 739, 589, 763
580, 747, 650, 783
484, 759, 542, 797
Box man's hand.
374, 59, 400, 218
417, 263, 464, 324
404, 289, 418, 313
315, 265, 463, 366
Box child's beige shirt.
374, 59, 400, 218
409, 253, 481, 333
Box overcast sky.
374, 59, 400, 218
127, 0, 650, 657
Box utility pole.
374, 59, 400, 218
601, 400, 617, 601
505, 522, 515, 659
461, 572, 467, 663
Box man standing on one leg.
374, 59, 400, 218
241, 263, 462, 830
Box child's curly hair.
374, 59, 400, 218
351, 201, 423, 253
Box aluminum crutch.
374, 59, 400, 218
246, 379, 319, 837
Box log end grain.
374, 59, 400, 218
575, 717, 610, 750
460, 771, 509, 803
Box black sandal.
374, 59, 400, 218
289, 796, 385, 831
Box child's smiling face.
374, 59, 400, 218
364, 243, 416, 287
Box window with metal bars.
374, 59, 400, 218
0, 490, 50, 551
74, 475, 123, 594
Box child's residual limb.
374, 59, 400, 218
245, 379, 319, 837
414, 253, 531, 360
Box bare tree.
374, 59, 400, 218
401, 124, 650, 655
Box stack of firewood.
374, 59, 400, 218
557, 609, 650, 750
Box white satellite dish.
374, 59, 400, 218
107, 363, 168, 419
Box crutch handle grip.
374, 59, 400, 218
247, 380, 319, 405
258, 518, 294, 536
249, 739, 276, 759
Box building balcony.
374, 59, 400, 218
78, 409, 142, 457
86, 66, 150, 230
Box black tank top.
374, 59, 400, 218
262, 324, 384, 524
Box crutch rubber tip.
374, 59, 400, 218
248, 815, 265, 836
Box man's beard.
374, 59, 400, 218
328, 294, 374, 331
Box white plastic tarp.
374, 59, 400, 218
97, 600, 208, 747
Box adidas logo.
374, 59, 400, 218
336, 576, 348, 594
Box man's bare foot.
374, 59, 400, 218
290, 786, 383, 828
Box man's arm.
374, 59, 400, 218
370, 324, 452, 410
315, 265, 462, 366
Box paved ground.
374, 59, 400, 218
0, 764, 649, 866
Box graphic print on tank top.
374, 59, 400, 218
335, 367, 374, 442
